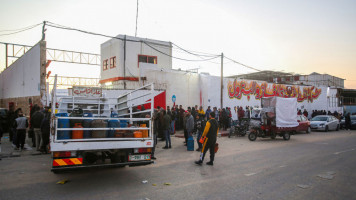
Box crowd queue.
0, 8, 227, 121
0, 104, 51, 153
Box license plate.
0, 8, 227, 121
129, 154, 151, 161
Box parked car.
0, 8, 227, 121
310, 115, 340, 132
340, 115, 356, 130
0, 108, 9, 133
297, 115, 311, 133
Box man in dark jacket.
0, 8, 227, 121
162, 110, 172, 149
195, 112, 219, 166
31, 106, 44, 151
40, 110, 51, 153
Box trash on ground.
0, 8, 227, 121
164, 182, 171, 186
152, 184, 157, 186
297, 184, 310, 189
142, 180, 148, 184
317, 174, 334, 180
56, 179, 69, 184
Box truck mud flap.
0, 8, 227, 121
51, 160, 154, 173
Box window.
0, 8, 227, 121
110, 57, 116, 68
138, 55, 157, 67
103, 59, 108, 71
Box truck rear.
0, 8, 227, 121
49, 80, 155, 173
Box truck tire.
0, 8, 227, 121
283, 132, 290, 140
248, 133, 257, 141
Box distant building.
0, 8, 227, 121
229, 71, 345, 89
295, 72, 344, 89
100, 35, 172, 89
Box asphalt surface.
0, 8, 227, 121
1, 130, 356, 200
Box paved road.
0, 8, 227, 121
1, 130, 356, 200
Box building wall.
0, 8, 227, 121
100, 35, 172, 83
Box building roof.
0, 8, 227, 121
228, 70, 296, 82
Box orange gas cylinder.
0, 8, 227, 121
133, 131, 143, 138
140, 124, 148, 138
72, 123, 84, 139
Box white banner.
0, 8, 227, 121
72, 87, 102, 97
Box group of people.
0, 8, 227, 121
4, 105, 51, 153
151, 105, 251, 166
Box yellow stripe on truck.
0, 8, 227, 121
54, 159, 68, 166
70, 158, 82, 165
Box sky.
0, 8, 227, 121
0, 0, 355, 88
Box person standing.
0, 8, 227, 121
195, 114, 206, 152
205, 106, 212, 120
186, 110, 194, 142
195, 112, 219, 166
7, 106, 16, 142
14, 111, 28, 150
198, 106, 205, 117
31, 106, 44, 151
162, 110, 172, 149
170, 107, 176, 135
345, 113, 351, 131
40, 110, 51, 153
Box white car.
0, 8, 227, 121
310, 115, 340, 132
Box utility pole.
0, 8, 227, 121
42, 21, 46, 41
135, 0, 139, 37
220, 53, 224, 109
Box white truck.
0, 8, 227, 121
49, 76, 155, 173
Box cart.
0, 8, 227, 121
248, 97, 299, 141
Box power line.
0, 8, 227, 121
0, 23, 42, 33
0, 23, 42, 37
45, 21, 221, 62
224, 56, 262, 72
143, 41, 221, 62
46, 21, 263, 70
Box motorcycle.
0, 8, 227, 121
229, 119, 250, 137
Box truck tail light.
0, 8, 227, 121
53, 151, 76, 158
134, 148, 152, 153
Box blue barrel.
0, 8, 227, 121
108, 119, 120, 138
83, 113, 93, 138
187, 136, 194, 151
55, 113, 71, 140
120, 120, 128, 128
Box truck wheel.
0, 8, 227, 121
248, 133, 257, 141
283, 132, 290, 140
306, 127, 311, 133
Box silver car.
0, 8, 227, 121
310, 115, 340, 132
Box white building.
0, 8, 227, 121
100, 35, 172, 89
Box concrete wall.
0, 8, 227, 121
100, 35, 172, 82
139, 67, 342, 120
0, 43, 41, 99
0, 41, 46, 116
